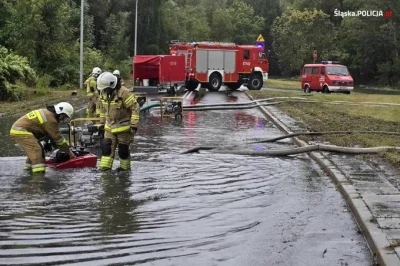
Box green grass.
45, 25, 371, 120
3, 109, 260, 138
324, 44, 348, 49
265, 78, 301, 91
265, 78, 400, 93
248, 90, 400, 167
0, 88, 86, 116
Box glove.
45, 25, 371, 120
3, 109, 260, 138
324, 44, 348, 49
69, 149, 76, 159
130, 125, 137, 134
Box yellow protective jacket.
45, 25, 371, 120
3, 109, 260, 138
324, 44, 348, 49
99, 86, 140, 134
10, 109, 70, 152
84, 76, 98, 98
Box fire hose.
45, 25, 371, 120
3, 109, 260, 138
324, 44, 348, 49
180, 131, 400, 155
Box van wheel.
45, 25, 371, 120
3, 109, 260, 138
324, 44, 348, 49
323, 86, 330, 94
304, 85, 311, 93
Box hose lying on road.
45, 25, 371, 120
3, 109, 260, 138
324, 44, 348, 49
247, 130, 400, 144
183, 99, 396, 110
182, 97, 309, 108
182, 102, 287, 111
209, 144, 400, 157
140, 102, 160, 112
180, 130, 400, 154
139, 97, 398, 113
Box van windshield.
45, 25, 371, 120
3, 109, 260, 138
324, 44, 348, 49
326, 66, 349, 76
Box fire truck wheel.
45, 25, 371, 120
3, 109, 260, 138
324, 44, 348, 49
248, 73, 263, 90
322, 86, 330, 94
208, 73, 222, 91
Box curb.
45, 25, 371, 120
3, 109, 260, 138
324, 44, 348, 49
244, 91, 400, 266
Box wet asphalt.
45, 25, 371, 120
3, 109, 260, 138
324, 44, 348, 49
0, 88, 373, 265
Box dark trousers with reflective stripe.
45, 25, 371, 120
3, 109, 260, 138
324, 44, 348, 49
100, 130, 134, 170
11, 135, 46, 173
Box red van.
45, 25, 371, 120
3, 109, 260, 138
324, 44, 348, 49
301, 61, 354, 94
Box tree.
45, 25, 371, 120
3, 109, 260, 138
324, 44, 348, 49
1, 0, 80, 85
211, 0, 264, 44
0, 46, 36, 100
161, 0, 211, 43
271, 8, 342, 75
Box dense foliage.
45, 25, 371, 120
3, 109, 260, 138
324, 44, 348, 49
0, 46, 36, 101
0, 0, 398, 100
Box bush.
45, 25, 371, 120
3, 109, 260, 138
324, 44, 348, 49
103, 57, 132, 80
35, 74, 52, 96
0, 45, 37, 101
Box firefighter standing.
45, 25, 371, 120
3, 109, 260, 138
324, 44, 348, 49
97, 72, 140, 171
10, 102, 76, 174
84, 67, 102, 117
112, 70, 124, 85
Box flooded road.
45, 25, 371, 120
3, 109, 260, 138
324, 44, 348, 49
0, 91, 372, 265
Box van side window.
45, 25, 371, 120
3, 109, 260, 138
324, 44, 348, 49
243, 50, 250, 60
312, 67, 319, 75
304, 68, 312, 74
321, 67, 325, 75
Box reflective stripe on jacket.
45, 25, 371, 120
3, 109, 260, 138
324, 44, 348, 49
99, 86, 140, 134
10, 109, 70, 152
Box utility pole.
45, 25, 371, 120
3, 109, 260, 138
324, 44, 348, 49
132, 0, 138, 87
80, 0, 84, 89
134, 0, 138, 56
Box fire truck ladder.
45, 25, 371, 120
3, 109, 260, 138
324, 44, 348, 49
187, 49, 193, 70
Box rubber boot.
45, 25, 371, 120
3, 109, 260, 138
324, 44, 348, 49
119, 158, 131, 171
99, 156, 113, 171
24, 163, 32, 171
32, 164, 46, 174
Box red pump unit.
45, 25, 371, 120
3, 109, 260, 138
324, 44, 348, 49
45, 149, 97, 169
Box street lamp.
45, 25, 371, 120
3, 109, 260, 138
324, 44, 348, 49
132, 0, 138, 85
79, 0, 84, 89
134, 0, 138, 56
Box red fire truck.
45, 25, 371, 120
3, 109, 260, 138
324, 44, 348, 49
169, 41, 269, 91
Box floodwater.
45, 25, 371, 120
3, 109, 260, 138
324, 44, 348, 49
0, 91, 372, 265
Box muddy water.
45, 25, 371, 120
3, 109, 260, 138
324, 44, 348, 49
0, 91, 372, 265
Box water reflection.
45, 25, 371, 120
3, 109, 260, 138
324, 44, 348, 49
14, 173, 64, 197
98, 172, 140, 235
0, 92, 372, 265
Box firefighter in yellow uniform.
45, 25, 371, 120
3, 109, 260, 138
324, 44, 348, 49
84, 67, 102, 117
97, 72, 140, 171
10, 102, 76, 173
112, 70, 124, 86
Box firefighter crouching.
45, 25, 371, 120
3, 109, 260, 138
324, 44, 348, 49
98, 72, 140, 171
9, 102, 76, 173
84, 67, 102, 117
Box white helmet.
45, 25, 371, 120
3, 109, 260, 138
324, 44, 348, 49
113, 70, 120, 77
54, 102, 74, 118
97, 72, 118, 91
92, 67, 102, 76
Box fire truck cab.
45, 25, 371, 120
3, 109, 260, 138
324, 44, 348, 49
169, 41, 269, 91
